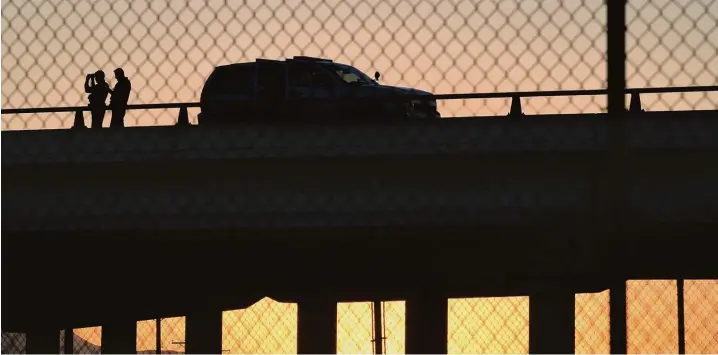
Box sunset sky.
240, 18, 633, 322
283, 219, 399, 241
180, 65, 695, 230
1, 0, 717, 353
52, 280, 717, 354
1, 0, 716, 130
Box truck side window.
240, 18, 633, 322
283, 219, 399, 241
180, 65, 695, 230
288, 62, 314, 87
289, 62, 333, 88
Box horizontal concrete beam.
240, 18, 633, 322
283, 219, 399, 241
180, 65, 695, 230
3, 148, 718, 232
2, 111, 718, 167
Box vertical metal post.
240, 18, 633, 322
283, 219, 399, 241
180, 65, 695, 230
26, 329, 60, 354
156, 318, 162, 354
607, 0, 626, 115
405, 292, 448, 354
606, 1, 628, 352
610, 281, 628, 354
529, 288, 576, 354
64, 328, 74, 354
373, 301, 383, 354
677, 279, 686, 354
297, 299, 337, 354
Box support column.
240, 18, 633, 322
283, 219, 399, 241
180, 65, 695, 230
610, 280, 628, 354
64, 328, 74, 354
529, 288, 575, 354
101, 319, 137, 354
297, 299, 337, 354
405, 292, 448, 354
185, 310, 223, 354
26, 329, 60, 354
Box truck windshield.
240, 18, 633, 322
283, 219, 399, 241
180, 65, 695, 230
320, 63, 376, 85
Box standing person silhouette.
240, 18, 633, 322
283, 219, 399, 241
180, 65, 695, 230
84, 70, 111, 129
110, 68, 131, 128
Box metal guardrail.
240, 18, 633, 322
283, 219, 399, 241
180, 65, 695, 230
1, 86, 716, 127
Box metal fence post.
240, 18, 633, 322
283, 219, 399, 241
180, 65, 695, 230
529, 287, 575, 354
100, 319, 136, 354
26, 329, 59, 354
629, 93, 643, 113
297, 298, 337, 354
508, 95, 523, 116
64, 328, 74, 354
677, 279, 686, 354
606, 0, 628, 352
176, 106, 190, 126
185, 310, 222, 354
405, 292, 448, 354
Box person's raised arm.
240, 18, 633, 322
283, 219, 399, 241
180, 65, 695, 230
84, 74, 93, 93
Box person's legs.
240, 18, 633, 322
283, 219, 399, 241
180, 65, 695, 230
91, 108, 105, 128
110, 108, 126, 128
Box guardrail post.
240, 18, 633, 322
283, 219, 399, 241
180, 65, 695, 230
528, 286, 575, 354
176, 106, 190, 126
628, 93, 643, 113
405, 291, 448, 354
508, 95, 523, 116
185, 309, 222, 354
101, 318, 136, 354
26, 328, 59, 354
72, 110, 86, 129
297, 298, 337, 354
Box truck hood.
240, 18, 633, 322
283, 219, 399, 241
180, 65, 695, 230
378, 85, 433, 96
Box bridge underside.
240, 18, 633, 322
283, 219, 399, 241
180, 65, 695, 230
3, 111, 718, 331
3, 223, 718, 331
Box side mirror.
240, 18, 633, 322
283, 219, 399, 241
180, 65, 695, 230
374, 71, 381, 81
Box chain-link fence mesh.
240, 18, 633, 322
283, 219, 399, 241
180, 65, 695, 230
2, 282, 717, 353
136, 319, 158, 354
574, 290, 611, 354
684, 280, 718, 354
69, 327, 102, 354
336, 301, 405, 354
447, 296, 530, 354
159, 317, 186, 354
2, 0, 716, 130
627, 280, 681, 354
1, 332, 27, 354
626, 0, 718, 112
222, 297, 298, 354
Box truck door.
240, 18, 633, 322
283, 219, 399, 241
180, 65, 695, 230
256, 59, 287, 119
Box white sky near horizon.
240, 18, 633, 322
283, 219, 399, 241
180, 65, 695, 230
0, 0, 716, 130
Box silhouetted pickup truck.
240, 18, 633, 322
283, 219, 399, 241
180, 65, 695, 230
198, 56, 441, 124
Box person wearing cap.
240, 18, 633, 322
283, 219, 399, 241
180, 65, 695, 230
110, 68, 132, 128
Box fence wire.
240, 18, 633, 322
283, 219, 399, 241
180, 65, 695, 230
1, 332, 27, 354
684, 280, 718, 354
575, 290, 611, 354
336, 301, 406, 354
1, 282, 717, 354
222, 298, 298, 354
447, 296, 530, 354
1, 0, 716, 130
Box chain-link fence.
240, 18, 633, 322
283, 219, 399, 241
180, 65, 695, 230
1, 0, 716, 130
222, 298, 298, 354
1, 282, 716, 354
1, 332, 27, 354
575, 290, 611, 354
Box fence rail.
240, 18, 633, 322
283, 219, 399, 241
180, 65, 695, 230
2, 85, 717, 116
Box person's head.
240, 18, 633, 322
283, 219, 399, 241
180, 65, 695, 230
94, 70, 105, 81
113, 68, 125, 80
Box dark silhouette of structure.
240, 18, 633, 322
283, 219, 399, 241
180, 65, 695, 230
110, 68, 132, 128
84, 70, 111, 129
